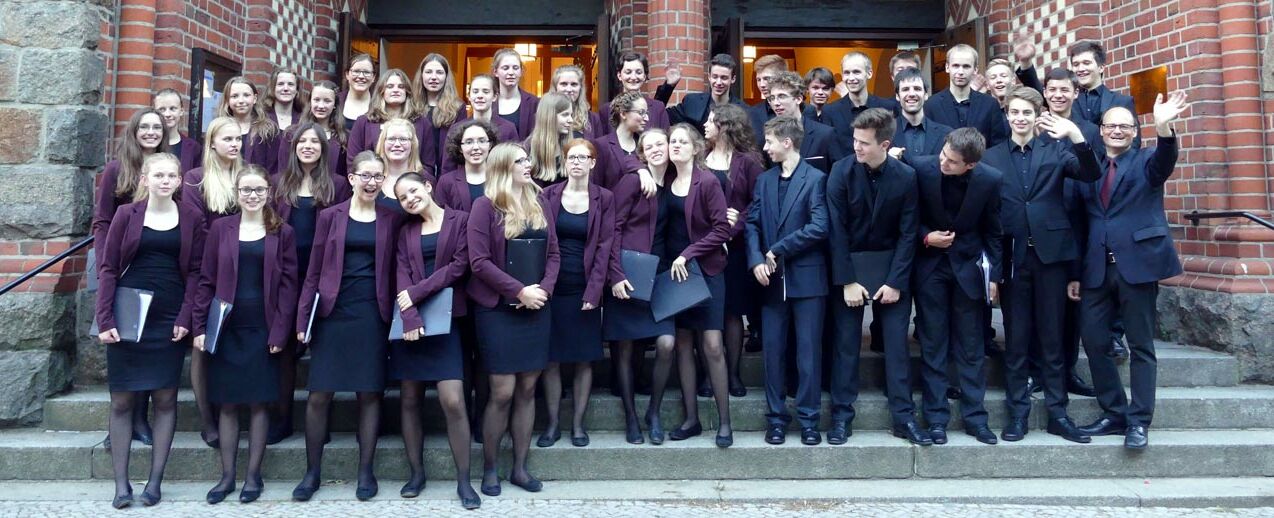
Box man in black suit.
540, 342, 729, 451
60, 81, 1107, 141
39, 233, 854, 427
982, 86, 1101, 443
1015, 39, 1140, 149
748, 115, 829, 446
826, 107, 929, 445
747, 54, 788, 148
889, 67, 955, 162
655, 53, 746, 135
1076, 92, 1189, 450
823, 51, 900, 150
911, 128, 1003, 446
925, 44, 1011, 149
766, 71, 841, 174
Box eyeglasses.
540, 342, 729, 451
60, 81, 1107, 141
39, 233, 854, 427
349, 70, 375, 77
238, 187, 269, 196
461, 138, 490, 146
565, 155, 592, 163
353, 173, 387, 183
766, 92, 796, 103
627, 109, 649, 116
1101, 124, 1135, 132
386, 137, 412, 144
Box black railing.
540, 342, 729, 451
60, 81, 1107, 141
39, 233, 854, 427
0, 236, 94, 297
1184, 211, 1274, 231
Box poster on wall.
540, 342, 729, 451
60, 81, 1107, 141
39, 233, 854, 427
188, 48, 242, 141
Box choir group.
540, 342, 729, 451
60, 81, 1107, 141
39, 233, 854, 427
93, 40, 1190, 510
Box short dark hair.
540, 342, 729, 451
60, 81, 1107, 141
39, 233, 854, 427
1068, 41, 1107, 66
1043, 67, 1080, 90
446, 118, 498, 165
892, 67, 929, 94
889, 51, 921, 72
852, 108, 896, 145
804, 67, 835, 88
763, 115, 804, 150
944, 127, 986, 164
617, 51, 650, 75
708, 53, 738, 76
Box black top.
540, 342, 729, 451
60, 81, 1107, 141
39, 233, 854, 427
954, 99, 971, 127
500, 108, 521, 137
865, 164, 884, 204
661, 189, 691, 263
344, 117, 357, 131
342, 219, 377, 282
289, 196, 318, 274
940, 173, 970, 222
778, 174, 792, 207
1010, 141, 1033, 193
556, 207, 589, 291
125, 226, 182, 281
236, 237, 266, 299
376, 191, 406, 215
171, 140, 184, 163
707, 167, 731, 200
419, 231, 439, 278
513, 227, 548, 240
467, 181, 486, 202
902, 121, 927, 156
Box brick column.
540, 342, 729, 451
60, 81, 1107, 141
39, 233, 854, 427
645, 0, 710, 105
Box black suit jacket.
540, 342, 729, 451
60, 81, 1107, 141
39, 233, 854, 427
819, 95, 900, 150
654, 85, 745, 135
746, 161, 829, 298
982, 137, 1102, 270
747, 101, 775, 149
912, 157, 1004, 300
799, 117, 842, 174
924, 89, 1011, 149
826, 155, 919, 290
894, 115, 955, 162
1017, 66, 1141, 148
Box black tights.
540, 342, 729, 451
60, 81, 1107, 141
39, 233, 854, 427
628, 336, 675, 427
401, 379, 476, 496
676, 329, 731, 435
109, 388, 176, 499
211, 403, 268, 492
300, 391, 381, 488
482, 372, 539, 486
541, 362, 593, 437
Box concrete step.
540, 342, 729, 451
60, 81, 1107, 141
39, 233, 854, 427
170, 340, 1240, 390
1, 428, 1271, 481
41, 385, 1274, 434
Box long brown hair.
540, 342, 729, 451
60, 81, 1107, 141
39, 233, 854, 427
298, 80, 347, 145
707, 103, 756, 154
216, 76, 280, 141
367, 69, 421, 123
528, 92, 572, 183
237, 165, 283, 233
551, 65, 592, 135
413, 53, 463, 128
486, 143, 546, 239
277, 122, 336, 209
262, 68, 306, 125
115, 108, 171, 200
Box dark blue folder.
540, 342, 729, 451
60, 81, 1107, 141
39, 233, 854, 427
650, 259, 710, 322
621, 249, 659, 301
203, 297, 233, 355
388, 287, 454, 340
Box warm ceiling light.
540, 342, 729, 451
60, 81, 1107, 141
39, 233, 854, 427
515, 43, 537, 61
743, 45, 757, 63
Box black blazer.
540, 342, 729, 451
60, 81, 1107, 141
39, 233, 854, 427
894, 115, 955, 162
924, 89, 1011, 149
912, 157, 1004, 301
826, 155, 919, 290
654, 86, 746, 135
821, 95, 900, 150
747, 101, 775, 149
798, 116, 842, 174
1017, 66, 1141, 148
745, 161, 829, 298
982, 137, 1102, 270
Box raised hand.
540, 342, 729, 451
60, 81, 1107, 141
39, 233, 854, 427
1037, 112, 1083, 142
665, 63, 682, 86
969, 72, 988, 93
1012, 30, 1037, 68
1153, 91, 1189, 131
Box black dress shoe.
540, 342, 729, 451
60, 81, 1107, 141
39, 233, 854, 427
1067, 373, 1097, 397
1124, 425, 1148, 450
510, 474, 543, 492
1078, 417, 1127, 436
133, 427, 154, 446
536, 429, 560, 448
966, 425, 999, 445
801, 427, 821, 445
400, 475, 426, 498
292, 480, 319, 501
459, 488, 482, 510
826, 421, 851, 445
111, 492, 133, 509
626, 421, 645, 445
728, 381, 747, 398
267, 424, 294, 445
927, 424, 948, 445
571, 431, 590, 447
668, 422, 702, 441
1046, 417, 1092, 443
891, 421, 934, 445
1109, 336, 1129, 360
138, 489, 161, 507
764, 424, 786, 445
355, 478, 379, 501
696, 382, 713, 398
1001, 418, 1029, 442
1028, 378, 1044, 394
715, 431, 733, 448
201, 431, 220, 449
644, 415, 663, 445
945, 387, 963, 400
239, 483, 263, 503
206, 483, 235, 505
480, 470, 501, 497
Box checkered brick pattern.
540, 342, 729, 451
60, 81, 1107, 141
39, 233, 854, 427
270, 0, 318, 79
1007, 0, 1077, 70
947, 0, 991, 27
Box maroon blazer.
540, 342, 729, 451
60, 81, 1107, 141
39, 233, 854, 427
591, 132, 646, 190
277, 126, 348, 179
500, 89, 540, 141
176, 135, 203, 174
271, 172, 354, 223
93, 161, 131, 267
607, 172, 658, 285
191, 214, 299, 346
395, 209, 469, 331
347, 115, 384, 172
438, 112, 520, 173
95, 199, 206, 332
265, 104, 305, 133
242, 131, 281, 175
181, 167, 239, 228
725, 151, 765, 241
295, 200, 399, 330
434, 168, 482, 212
583, 111, 607, 140
466, 196, 561, 308
662, 166, 732, 276
599, 94, 671, 135
541, 183, 616, 307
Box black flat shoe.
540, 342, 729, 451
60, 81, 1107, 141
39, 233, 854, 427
645, 415, 663, 445
696, 383, 713, 398
892, 421, 933, 446
764, 424, 786, 445
715, 431, 733, 448
571, 431, 590, 447
132, 427, 154, 446
800, 427, 821, 446
827, 421, 851, 445
459, 487, 481, 510
928, 424, 948, 445
267, 424, 294, 445
239, 483, 263, 503
206, 483, 234, 505
945, 387, 963, 400
138, 489, 161, 507
966, 425, 999, 445
536, 429, 560, 448
625, 421, 645, 445
1001, 418, 1029, 442
509, 474, 543, 493
1124, 425, 1148, 450
292, 480, 319, 501
111, 492, 133, 509
400, 475, 426, 498
355, 477, 379, 501
668, 422, 702, 441
1078, 417, 1127, 436
201, 431, 220, 449
1046, 417, 1092, 444
728, 381, 746, 398
480, 470, 501, 497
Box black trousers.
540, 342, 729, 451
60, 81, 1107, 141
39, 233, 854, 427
914, 260, 989, 428
1081, 262, 1159, 427
829, 290, 915, 425
761, 296, 824, 428
1001, 248, 1069, 420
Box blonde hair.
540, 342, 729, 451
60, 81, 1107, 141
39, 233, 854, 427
375, 118, 424, 173
551, 65, 592, 135
528, 92, 572, 183
490, 48, 524, 94
137, 152, 181, 201
485, 143, 546, 239
414, 53, 463, 128
215, 76, 279, 141
367, 69, 422, 123
198, 116, 243, 214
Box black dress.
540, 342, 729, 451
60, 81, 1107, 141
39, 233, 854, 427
389, 232, 465, 381
711, 167, 749, 317
468, 182, 485, 203
289, 196, 318, 281
474, 227, 551, 374
207, 238, 280, 404
603, 189, 675, 341
549, 208, 603, 363
308, 219, 388, 392
107, 226, 188, 392
661, 188, 725, 331
499, 109, 521, 139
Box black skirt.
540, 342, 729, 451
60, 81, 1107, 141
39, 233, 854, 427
674, 271, 726, 331
107, 227, 187, 392
308, 279, 388, 392
474, 304, 550, 374
601, 293, 674, 342
207, 297, 279, 404
389, 330, 464, 381
548, 291, 603, 363
723, 244, 758, 317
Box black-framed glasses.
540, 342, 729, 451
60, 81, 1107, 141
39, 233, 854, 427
353, 173, 387, 183
1101, 124, 1135, 132
565, 155, 593, 163
237, 187, 269, 196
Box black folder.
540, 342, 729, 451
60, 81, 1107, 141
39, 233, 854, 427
850, 250, 894, 295
203, 297, 233, 355
503, 238, 547, 305
650, 259, 710, 322
112, 287, 154, 343
621, 249, 659, 301
303, 293, 319, 343
388, 287, 454, 340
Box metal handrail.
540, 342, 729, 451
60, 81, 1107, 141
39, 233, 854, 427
0, 236, 94, 297
1183, 211, 1274, 231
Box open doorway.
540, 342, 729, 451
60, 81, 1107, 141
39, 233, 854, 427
382, 41, 600, 106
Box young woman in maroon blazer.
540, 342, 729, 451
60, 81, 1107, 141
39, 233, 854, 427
96, 153, 205, 509
550, 64, 606, 139
598, 51, 672, 135
216, 76, 280, 173
467, 143, 559, 496
662, 123, 734, 447
291, 151, 397, 502
492, 48, 540, 140
536, 139, 615, 448
435, 119, 497, 212
460, 74, 520, 153
703, 103, 765, 398
153, 89, 201, 173
527, 92, 576, 188
390, 172, 481, 509
348, 69, 422, 172
374, 118, 429, 213
277, 80, 348, 180
340, 53, 376, 130
413, 53, 465, 177
593, 90, 656, 192
191, 166, 298, 504
263, 68, 304, 134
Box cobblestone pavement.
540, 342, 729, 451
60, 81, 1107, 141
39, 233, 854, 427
1, 500, 1273, 517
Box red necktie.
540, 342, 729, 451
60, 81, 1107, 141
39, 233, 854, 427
1101, 160, 1116, 208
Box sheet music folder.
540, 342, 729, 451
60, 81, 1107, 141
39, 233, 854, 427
621, 249, 659, 301
650, 259, 710, 322
388, 287, 454, 340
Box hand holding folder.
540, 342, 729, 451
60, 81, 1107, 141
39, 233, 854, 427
91, 287, 154, 343
650, 259, 710, 322
202, 297, 233, 355
849, 250, 893, 296
620, 250, 659, 301
389, 287, 454, 340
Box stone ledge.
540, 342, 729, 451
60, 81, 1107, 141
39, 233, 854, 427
1158, 286, 1274, 383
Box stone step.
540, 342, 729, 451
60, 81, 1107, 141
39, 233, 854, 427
1, 428, 1271, 481
41, 385, 1274, 434
170, 340, 1240, 390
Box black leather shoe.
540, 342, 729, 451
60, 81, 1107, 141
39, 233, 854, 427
696, 381, 713, 398
291, 480, 319, 501
625, 420, 645, 445
764, 424, 786, 445
728, 380, 747, 397
1109, 336, 1129, 360
1046, 417, 1092, 444
927, 424, 948, 445
644, 415, 662, 445
138, 489, 161, 507
800, 427, 821, 445
1067, 373, 1096, 397
1028, 378, 1044, 394
1001, 418, 1029, 442
267, 423, 294, 445
668, 422, 702, 441
715, 431, 733, 448
111, 492, 133, 509
536, 429, 560, 448
570, 431, 590, 447
205, 483, 234, 505
480, 470, 501, 497
133, 427, 154, 446
945, 387, 963, 400
355, 478, 379, 501
966, 425, 999, 445
509, 474, 543, 493
400, 475, 426, 498
1124, 425, 1148, 450
239, 483, 263, 503
459, 488, 482, 510
826, 420, 851, 445
1078, 417, 1127, 436
201, 430, 220, 449
891, 421, 933, 445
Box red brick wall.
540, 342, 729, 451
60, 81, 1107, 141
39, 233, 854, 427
647, 0, 709, 103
